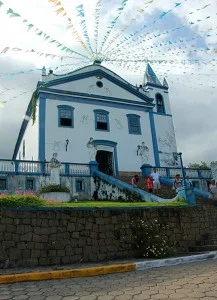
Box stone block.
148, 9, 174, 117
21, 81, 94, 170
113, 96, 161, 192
17, 242, 27, 250
21, 232, 32, 242
22, 218, 31, 225
22, 249, 31, 258
65, 245, 73, 255
57, 249, 65, 256
41, 227, 50, 235
51, 257, 61, 265
1, 218, 13, 225
48, 250, 56, 257
6, 224, 16, 233
24, 225, 32, 233
16, 225, 25, 235
79, 238, 87, 247
41, 235, 49, 243
2, 240, 15, 249
61, 256, 70, 264
39, 258, 49, 266
0, 225, 6, 232
32, 234, 42, 242
9, 248, 22, 259
67, 223, 76, 232
85, 222, 93, 230
31, 250, 41, 258
72, 232, 79, 238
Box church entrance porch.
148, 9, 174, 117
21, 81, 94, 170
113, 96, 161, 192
96, 150, 114, 176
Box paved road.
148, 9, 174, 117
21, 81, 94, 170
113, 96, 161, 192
1, 260, 217, 299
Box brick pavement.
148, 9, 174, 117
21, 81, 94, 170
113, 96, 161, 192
1, 260, 217, 299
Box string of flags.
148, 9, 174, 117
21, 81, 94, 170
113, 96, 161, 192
0, 0, 216, 106
47, 0, 92, 57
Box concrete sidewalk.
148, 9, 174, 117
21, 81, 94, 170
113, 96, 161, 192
0, 251, 217, 284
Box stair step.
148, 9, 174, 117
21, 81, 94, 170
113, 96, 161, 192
189, 245, 217, 252
197, 239, 217, 246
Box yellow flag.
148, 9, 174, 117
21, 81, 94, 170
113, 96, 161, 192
56, 7, 64, 15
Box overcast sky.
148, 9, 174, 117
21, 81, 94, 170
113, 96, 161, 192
0, 0, 216, 166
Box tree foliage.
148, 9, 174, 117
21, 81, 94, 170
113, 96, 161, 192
187, 161, 209, 169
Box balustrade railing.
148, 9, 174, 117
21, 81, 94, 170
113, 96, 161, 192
144, 165, 212, 180
0, 159, 90, 176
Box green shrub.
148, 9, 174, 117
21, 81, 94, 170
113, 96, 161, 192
38, 184, 70, 194
126, 219, 174, 259
0, 195, 45, 207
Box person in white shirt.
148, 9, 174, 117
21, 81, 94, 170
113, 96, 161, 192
150, 168, 161, 193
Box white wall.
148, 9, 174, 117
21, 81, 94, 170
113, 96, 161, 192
17, 104, 39, 161
147, 87, 171, 115
54, 76, 149, 103
44, 98, 155, 172
154, 115, 178, 167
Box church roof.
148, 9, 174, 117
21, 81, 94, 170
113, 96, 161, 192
163, 78, 169, 88
143, 63, 162, 86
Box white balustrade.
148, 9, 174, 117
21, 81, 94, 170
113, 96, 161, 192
18, 161, 41, 173
156, 168, 167, 177
200, 169, 212, 179
185, 169, 199, 178
169, 168, 182, 178
0, 160, 15, 172
69, 164, 90, 175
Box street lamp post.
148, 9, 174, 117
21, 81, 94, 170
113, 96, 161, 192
177, 152, 186, 187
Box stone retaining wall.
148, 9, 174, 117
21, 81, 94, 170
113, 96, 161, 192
0, 204, 217, 268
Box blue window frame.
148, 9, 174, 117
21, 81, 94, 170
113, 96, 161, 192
156, 94, 165, 114
94, 109, 110, 131
57, 105, 74, 128
0, 177, 8, 190
25, 178, 35, 191
75, 179, 85, 192
127, 114, 141, 135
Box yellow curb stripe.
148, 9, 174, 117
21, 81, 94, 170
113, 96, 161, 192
0, 263, 136, 284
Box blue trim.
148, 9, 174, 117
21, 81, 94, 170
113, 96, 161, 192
153, 112, 172, 117
38, 69, 154, 104
156, 93, 166, 114
144, 82, 168, 90
149, 112, 160, 166
39, 91, 153, 113
39, 96, 46, 161
25, 177, 36, 191
93, 140, 119, 176
0, 176, 8, 190
126, 114, 141, 135
75, 178, 85, 192
39, 87, 155, 109
12, 91, 38, 160
57, 105, 74, 128
94, 109, 110, 132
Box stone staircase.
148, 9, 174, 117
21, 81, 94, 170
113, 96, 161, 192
118, 175, 177, 199
188, 234, 217, 254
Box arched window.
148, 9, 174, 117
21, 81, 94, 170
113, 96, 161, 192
156, 94, 165, 114
94, 109, 110, 131
57, 105, 74, 128
127, 114, 141, 135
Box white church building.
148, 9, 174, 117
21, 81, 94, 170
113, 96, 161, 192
13, 61, 178, 176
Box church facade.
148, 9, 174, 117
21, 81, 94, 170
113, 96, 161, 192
13, 62, 178, 176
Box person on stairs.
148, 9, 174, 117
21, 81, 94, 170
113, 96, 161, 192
131, 175, 139, 188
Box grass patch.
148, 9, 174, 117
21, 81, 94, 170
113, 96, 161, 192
0, 195, 187, 208
43, 200, 187, 208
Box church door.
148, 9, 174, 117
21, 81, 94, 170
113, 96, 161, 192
96, 150, 114, 176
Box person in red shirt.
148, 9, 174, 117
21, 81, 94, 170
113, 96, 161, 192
147, 175, 153, 193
